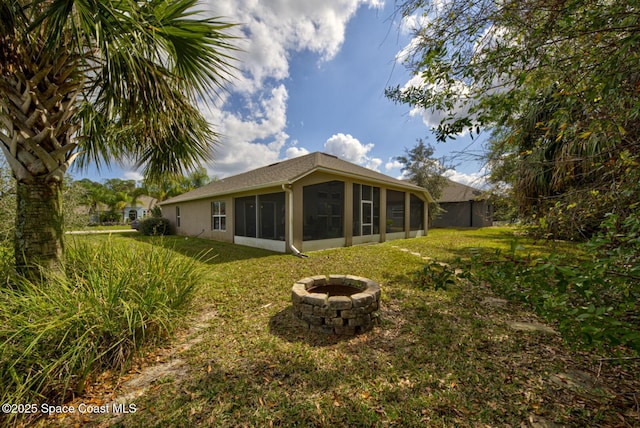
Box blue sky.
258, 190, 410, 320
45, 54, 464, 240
73, 0, 488, 187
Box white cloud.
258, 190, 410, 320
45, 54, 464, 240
123, 171, 144, 182
399, 75, 473, 131
325, 133, 372, 162
444, 169, 489, 189
324, 133, 382, 171
285, 145, 310, 159
385, 158, 403, 171
207, 0, 384, 94
366, 157, 382, 170
201, 85, 290, 177
194, 0, 385, 177
396, 9, 513, 136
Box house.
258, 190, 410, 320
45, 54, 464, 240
123, 195, 158, 223
159, 152, 434, 253
432, 179, 493, 228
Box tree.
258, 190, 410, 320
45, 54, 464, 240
143, 167, 213, 202
396, 139, 448, 224
388, 0, 640, 239
0, 160, 15, 247
77, 178, 108, 223
0, 0, 236, 274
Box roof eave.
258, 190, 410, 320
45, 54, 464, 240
160, 165, 436, 205
159, 180, 291, 206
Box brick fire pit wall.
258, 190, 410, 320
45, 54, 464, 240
291, 275, 381, 335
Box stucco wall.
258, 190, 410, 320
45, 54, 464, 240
161, 172, 429, 252
162, 196, 234, 242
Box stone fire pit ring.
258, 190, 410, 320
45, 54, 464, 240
291, 275, 381, 335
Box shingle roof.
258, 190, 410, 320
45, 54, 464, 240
161, 152, 433, 204
132, 195, 158, 209
438, 179, 485, 202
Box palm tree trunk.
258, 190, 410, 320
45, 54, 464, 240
14, 177, 64, 276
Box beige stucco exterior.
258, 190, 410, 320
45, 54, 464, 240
160, 152, 432, 253
162, 170, 428, 253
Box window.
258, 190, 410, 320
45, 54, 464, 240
211, 201, 226, 231
353, 184, 380, 236
386, 190, 405, 232
410, 194, 424, 231
234, 193, 285, 240
175, 206, 181, 228
303, 181, 344, 240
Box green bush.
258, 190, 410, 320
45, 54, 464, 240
0, 239, 205, 424
139, 217, 172, 236
99, 210, 121, 224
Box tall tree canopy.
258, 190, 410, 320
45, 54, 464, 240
0, 0, 236, 273
397, 139, 448, 200
387, 0, 640, 239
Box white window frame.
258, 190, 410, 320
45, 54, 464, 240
211, 201, 226, 231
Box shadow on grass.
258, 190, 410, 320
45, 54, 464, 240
126, 234, 280, 265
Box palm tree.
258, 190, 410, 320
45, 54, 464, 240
0, 0, 236, 275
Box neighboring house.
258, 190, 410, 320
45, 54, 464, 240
123, 195, 158, 223
160, 152, 434, 253
432, 179, 493, 228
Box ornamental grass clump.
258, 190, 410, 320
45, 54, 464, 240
0, 239, 205, 424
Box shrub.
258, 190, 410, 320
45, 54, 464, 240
139, 217, 172, 236
99, 210, 121, 224
0, 239, 205, 425
414, 259, 459, 291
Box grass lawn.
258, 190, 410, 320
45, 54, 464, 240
67, 224, 135, 232
53, 227, 639, 427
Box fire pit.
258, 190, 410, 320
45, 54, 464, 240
291, 275, 381, 335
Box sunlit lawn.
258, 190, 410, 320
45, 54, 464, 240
57, 227, 636, 427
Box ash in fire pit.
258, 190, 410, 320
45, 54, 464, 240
291, 275, 380, 335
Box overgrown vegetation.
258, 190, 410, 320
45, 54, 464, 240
0, 238, 205, 426
388, 0, 640, 241
467, 218, 640, 352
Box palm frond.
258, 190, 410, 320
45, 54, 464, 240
11, 0, 238, 180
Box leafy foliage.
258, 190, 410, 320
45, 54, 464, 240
139, 217, 173, 236
0, 238, 205, 424
467, 220, 640, 351
389, 0, 640, 240
0, 161, 15, 247
414, 259, 458, 291
396, 139, 449, 223
0, 0, 237, 270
